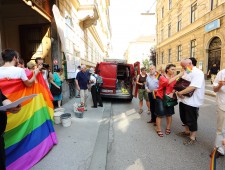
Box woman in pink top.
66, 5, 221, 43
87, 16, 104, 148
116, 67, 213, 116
155, 64, 183, 137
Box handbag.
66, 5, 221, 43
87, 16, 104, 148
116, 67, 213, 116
163, 88, 178, 107
163, 94, 178, 107
174, 78, 195, 97
50, 84, 61, 96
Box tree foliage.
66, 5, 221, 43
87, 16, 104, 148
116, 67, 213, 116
149, 48, 156, 66
142, 58, 150, 72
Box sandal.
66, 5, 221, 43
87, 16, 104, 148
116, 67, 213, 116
165, 129, 171, 135
138, 109, 143, 114
156, 131, 164, 137
183, 138, 196, 145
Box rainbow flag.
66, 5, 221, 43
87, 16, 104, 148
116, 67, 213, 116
186, 66, 192, 74
0, 73, 57, 170
210, 149, 217, 170
155, 72, 161, 80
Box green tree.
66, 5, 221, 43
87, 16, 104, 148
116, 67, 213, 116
150, 48, 156, 66
142, 58, 150, 73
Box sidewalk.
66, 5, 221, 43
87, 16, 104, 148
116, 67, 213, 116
205, 79, 216, 97
32, 93, 108, 170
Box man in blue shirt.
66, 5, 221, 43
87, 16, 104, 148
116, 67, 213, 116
145, 65, 159, 124
75, 65, 89, 110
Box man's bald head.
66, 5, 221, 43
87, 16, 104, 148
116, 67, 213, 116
180, 58, 192, 68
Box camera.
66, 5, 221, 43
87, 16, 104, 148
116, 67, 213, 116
42, 63, 49, 69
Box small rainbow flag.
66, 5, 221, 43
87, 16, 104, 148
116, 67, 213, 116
155, 72, 161, 80
210, 149, 217, 170
186, 66, 192, 74
152, 90, 156, 99
0, 72, 57, 170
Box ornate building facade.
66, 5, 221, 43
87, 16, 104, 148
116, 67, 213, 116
0, 0, 111, 101
156, 0, 225, 74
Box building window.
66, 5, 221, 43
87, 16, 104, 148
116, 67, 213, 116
168, 49, 171, 63
177, 14, 182, 32
190, 39, 196, 58
191, 2, 197, 23
162, 7, 164, 18
177, 45, 182, 61
168, 23, 171, 37
161, 52, 164, 64
161, 29, 164, 42
169, 0, 172, 10
211, 0, 218, 10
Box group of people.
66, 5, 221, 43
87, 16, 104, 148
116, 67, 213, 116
75, 65, 103, 110
137, 57, 225, 157
16, 55, 64, 108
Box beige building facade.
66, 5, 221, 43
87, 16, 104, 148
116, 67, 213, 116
156, 0, 225, 74
124, 35, 156, 66
0, 0, 111, 100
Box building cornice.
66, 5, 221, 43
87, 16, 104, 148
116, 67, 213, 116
71, 0, 80, 10
88, 26, 105, 52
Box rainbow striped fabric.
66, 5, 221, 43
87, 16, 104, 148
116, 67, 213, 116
155, 72, 161, 80
210, 149, 217, 170
186, 66, 192, 74
0, 73, 57, 170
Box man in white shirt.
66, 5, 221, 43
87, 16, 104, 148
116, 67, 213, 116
211, 69, 225, 157
176, 58, 205, 145
0, 49, 39, 86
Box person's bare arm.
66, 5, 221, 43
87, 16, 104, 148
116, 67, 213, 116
213, 81, 224, 92
49, 73, 60, 89
168, 71, 184, 84
75, 79, 80, 91
23, 68, 40, 87
3, 99, 21, 114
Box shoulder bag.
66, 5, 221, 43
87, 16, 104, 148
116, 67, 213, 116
163, 88, 178, 107
50, 84, 61, 96
174, 78, 195, 97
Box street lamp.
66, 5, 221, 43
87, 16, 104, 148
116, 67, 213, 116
140, 12, 155, 16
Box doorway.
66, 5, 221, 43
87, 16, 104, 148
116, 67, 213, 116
208, 37, 221, 71
19, 23, 51, 65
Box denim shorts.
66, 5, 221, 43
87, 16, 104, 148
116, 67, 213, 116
155, 97, 175, 117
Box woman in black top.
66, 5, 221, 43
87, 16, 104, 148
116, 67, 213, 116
136, 67, 150, 114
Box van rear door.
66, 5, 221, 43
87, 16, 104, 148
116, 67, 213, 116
98, 62, 117, 90
132, 62, 140, 98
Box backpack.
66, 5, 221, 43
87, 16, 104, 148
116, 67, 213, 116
94, 74, 103, 86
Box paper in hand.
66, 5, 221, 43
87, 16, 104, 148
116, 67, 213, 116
0, 94, 37, 111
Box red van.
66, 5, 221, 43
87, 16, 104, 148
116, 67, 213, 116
95, 60, 140, 102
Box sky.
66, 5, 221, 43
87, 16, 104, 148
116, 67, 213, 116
109, 0, 156, 59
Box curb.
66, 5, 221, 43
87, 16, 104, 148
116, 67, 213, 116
88, 102, 112, 170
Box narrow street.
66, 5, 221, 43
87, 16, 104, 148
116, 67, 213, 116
32, 93, 225, 170
107, 95, 224, 170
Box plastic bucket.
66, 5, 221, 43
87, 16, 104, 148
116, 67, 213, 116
54, 108, 65, 112
75, 111, 83, 118
77, 107, 84, 112
60, 113, 72, 127
54, 111, 64, 124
